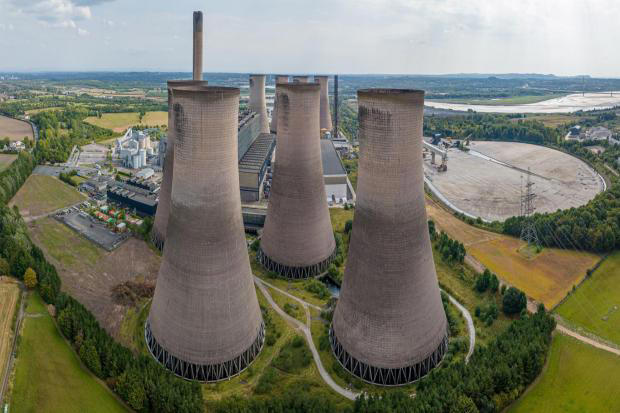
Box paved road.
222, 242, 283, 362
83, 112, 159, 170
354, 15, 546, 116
0, 288, 26, 405
253, 277, 359, 401
556, 324, 620, 357
442, 290, 475, 362
23, 201, 85, 223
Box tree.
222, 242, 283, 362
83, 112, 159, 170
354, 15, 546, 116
24, 267, 37, 289
79, 339, 102, 377
503, 287, 527, 315
0, 257, 9, 275
428, 219, 436, 240
344, 219, 353, 234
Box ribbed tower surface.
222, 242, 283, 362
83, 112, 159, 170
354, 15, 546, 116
315, 76, 333, 131
259, 83, 336, 279
270, 75, 289, 133
150, 80, 207, 251
292, 75, 309, 83
249, 74, 270, 134
146, 85, 264, 382
330, 88, 448, 386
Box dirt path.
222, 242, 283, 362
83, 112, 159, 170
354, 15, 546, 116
23, 201, 84, 223
555, 324, 620, 357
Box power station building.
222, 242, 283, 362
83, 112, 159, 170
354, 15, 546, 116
330, 89, 448, 386
258, 83, 336, 279
146, 85, 264, 382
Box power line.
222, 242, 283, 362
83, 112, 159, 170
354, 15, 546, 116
520, 168, 540, 247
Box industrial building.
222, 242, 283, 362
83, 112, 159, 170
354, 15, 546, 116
115, 128, 158, 169
146, 85, 264, 382
320, 139, 355, 204
331, 89, 448, 386
150, 80, 208, 250
239, 133, 275, 202
258, 83, 336, 279
107, 181, 158, 216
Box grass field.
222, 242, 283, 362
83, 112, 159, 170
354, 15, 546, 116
425, 196, 600, 309
84, 111, 167, 132
28, 217, 102, 268
0, 279, 20, 386
9, 293, 127, 413
9, 174, 85, 219
0, 115, 33, 141
556, 252, 620, 345
0, 154, 16, 172
509, 334, 620, 413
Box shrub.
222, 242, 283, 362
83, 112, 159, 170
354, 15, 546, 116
503, 287, 527, 315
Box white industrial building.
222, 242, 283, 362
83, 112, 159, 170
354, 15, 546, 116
116, 128, 159, 169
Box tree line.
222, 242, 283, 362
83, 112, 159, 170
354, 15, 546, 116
503, 182, 620, 252
0, 151, 36, 204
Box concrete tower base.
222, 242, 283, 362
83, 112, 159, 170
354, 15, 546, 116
257, 247, 336, 279
145, 321, 265, 382
329, 327, 448, 386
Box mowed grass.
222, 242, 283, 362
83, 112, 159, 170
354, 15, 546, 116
509, 334, 620, 413
0, 154, 17, 171
10, 293, 127, 413
84, 111, 167, 132
9, 174, 85, 219
0, 115, 33, 141
425, 196, 600, 309
556, 252, 620, 345
0, 280, 20, 382
27, 217, 102, 268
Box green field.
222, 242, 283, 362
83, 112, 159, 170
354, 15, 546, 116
28, 217, 102, 268
509, 334, 620, 413
84, 111, 167, 132
556, 252, 620, 345
0, 154, 17, 171
9, 174, 85, 219
9, 293, 127, 413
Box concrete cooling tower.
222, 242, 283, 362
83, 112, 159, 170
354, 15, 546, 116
150, 80, 207, 251
314, 76, 333, 132
249, 74, 270, 134
330, 89, 448, 386
146, 85, 264, 381
270, 75, 289, 133
258, 83, 336, 279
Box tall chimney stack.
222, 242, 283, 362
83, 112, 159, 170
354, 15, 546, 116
330, 89, 448, 386
333, 75, 339, 138
193, 11, 203, 81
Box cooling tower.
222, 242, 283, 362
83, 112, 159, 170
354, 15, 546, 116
270, 75, 289, 133
150, 80, 207, 251
330, 89, 448, 386
249, 74, 270, 134
314, 76, 333, 131
146, 85, 264, 382
292, 75, 309, 83
193, 11, 203, 81
258, 83, 336, 279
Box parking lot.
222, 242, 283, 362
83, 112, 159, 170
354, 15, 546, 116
56, 210, 128, 251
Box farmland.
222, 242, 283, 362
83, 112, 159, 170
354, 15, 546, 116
556, 252, 620, 345
0, 154, 16, 172
425, 196, 600, 309
509, 334, 620, 413
84, 111, 167, 132
9, 174, 86, 220
0, 279, 20, 389
0, 115, 33, 141
9, 293, 127, 413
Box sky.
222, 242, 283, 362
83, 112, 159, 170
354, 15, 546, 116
0, 0, 619, 77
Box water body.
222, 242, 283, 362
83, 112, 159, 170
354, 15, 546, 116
425, 92, 620, 114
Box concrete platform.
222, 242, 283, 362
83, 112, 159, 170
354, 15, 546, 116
424, 141, 604, 222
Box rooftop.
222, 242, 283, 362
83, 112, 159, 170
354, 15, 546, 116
320, 139, 347, 176
239, 133, 275, 173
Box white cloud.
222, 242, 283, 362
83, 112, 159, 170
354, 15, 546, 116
77, 27, 88, 36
